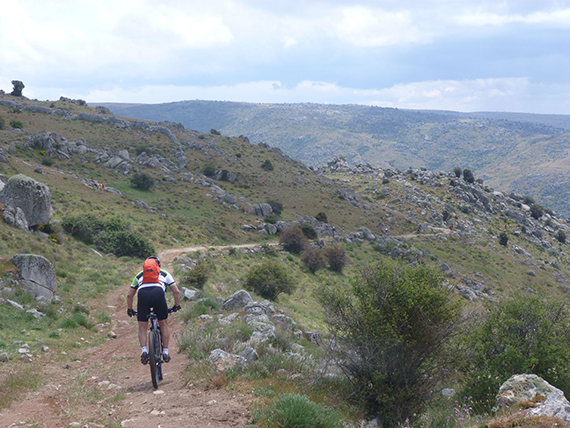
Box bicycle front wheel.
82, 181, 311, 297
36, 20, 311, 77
148, 329, 161, 388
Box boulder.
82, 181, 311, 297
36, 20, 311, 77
11, 254, 57, 301
222, 290, 253, 311
496, 374, 570, 422
209, 349, 246, 372
0, 174, 53, 228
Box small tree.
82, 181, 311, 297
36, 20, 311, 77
10, 120, 23, 129
210, 129, 221, 135
556, 230, 567, 244
245, 260, 295, 300
453, 166, 462, 178
11, 80, 25, 97
266, 199, 283, 215
530, 204, 544, 220
182, 263, 209, 289
462, 168, 474, 183
203, 164, 216, 177
300, 224, 318, 240
315, 212, 328, 223
261, 159, 274, 171
324, 244, 348, 273
300, 248, 327, 273
279, 226, 308, 254
131, 172, 154, 190
464, 297, 570, 409
317, 260, 464, 425
499, 232, 509, 247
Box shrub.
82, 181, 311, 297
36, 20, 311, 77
462, 168, 474, 183
10, 120, 23, 129
382, 178, 390, 184
62, 214, 106, 244
279, 226, 308, 254
245, 260, 295, 301
181, 263, 209, 289
530, 204, 544, 220
523, 195, 536, 205
315, 212, 328, 223
442, 209, 451, 222
210, 129, 221, 135
254, 393, 342, 428
94, 230, 155, 258
41, 157, 54, 167
131, 172, 154, 191
324, 245, 348, 273
499, 232, 509, 246
300, 248, 327, 273
266, 199, 283, 215
556, 230, 566, 244
453, 166, 462, 177
264, 214, 277, 224
203, 164, 216, 177
300, 224, 318, 240
0, 116, 4, 130
317, 260, 464, 426
11, 80, 25, 96
463, 297, 570, 409
261, 160, 274, 171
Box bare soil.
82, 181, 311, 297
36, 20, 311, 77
0, 249, 255, 427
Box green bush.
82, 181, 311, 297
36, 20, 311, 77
203, 164, 216, 177
0, 116, 4, 130
254, 393, 342, 428
317, 259, 463, 426
264, 214, 278, 224
556, 230, 566, 244
324, 245, 348, 273
261, 160, 274, 171
94, 230, 155, 259
210, 128, 221, 135
300, 248, 327, 273
131, 172, 154, 191
315, 212, 328, 223
181, 263, 209, 289
499, 232, 509, 246
453, 166, 462, 177
245, 260, 295, 301
279, 226, 308, 254
463, 297, 570, 409
530, 204, 544, 220
10, 120, 23, 129
41, 157, 54, 167
62, 214, 106, 244
267, 199, 283, 215
300, 224, 318, 240
462, 168, 474, 183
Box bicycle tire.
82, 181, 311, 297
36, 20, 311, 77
148, 329, 160, 388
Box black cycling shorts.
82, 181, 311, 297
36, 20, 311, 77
136, 286, 168, 322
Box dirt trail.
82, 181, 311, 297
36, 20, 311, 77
159, 242, 279, 263
1, 279, 252, 427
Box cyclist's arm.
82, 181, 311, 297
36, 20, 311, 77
170, 284, 181, 307
127, 287, 136, 311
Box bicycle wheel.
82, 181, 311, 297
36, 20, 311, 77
148, 329, 160, 388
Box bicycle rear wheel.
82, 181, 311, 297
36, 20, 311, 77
148, 329, 161, 388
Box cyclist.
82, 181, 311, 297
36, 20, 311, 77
126, 256, 181, 364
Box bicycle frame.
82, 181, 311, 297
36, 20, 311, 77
147, 312, 163, 388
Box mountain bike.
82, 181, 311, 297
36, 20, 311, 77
134, 307, 174, 389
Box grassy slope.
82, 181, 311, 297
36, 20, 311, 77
2, 95, 570, 424
99, 100, 570, 217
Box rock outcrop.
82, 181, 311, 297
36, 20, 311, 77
11, 254, 57, 301
0, 174, 53, 229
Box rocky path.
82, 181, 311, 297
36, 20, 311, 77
0, 277, 253, 427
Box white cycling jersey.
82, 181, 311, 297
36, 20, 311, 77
131, 269, 176, 292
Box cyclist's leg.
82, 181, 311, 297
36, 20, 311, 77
137, 321, 148, 347
158, 319, 170, 348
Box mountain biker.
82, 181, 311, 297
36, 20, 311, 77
126, 256, 181, 364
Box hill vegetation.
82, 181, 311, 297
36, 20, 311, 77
99, 100, 570, 218
2, 92, 570, 426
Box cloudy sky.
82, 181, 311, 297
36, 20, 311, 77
2, 0, 570, 114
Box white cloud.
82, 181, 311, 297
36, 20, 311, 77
457, 8, 570, 26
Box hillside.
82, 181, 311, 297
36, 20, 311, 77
2, 93, 570, 426
98, 100, 570, 218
